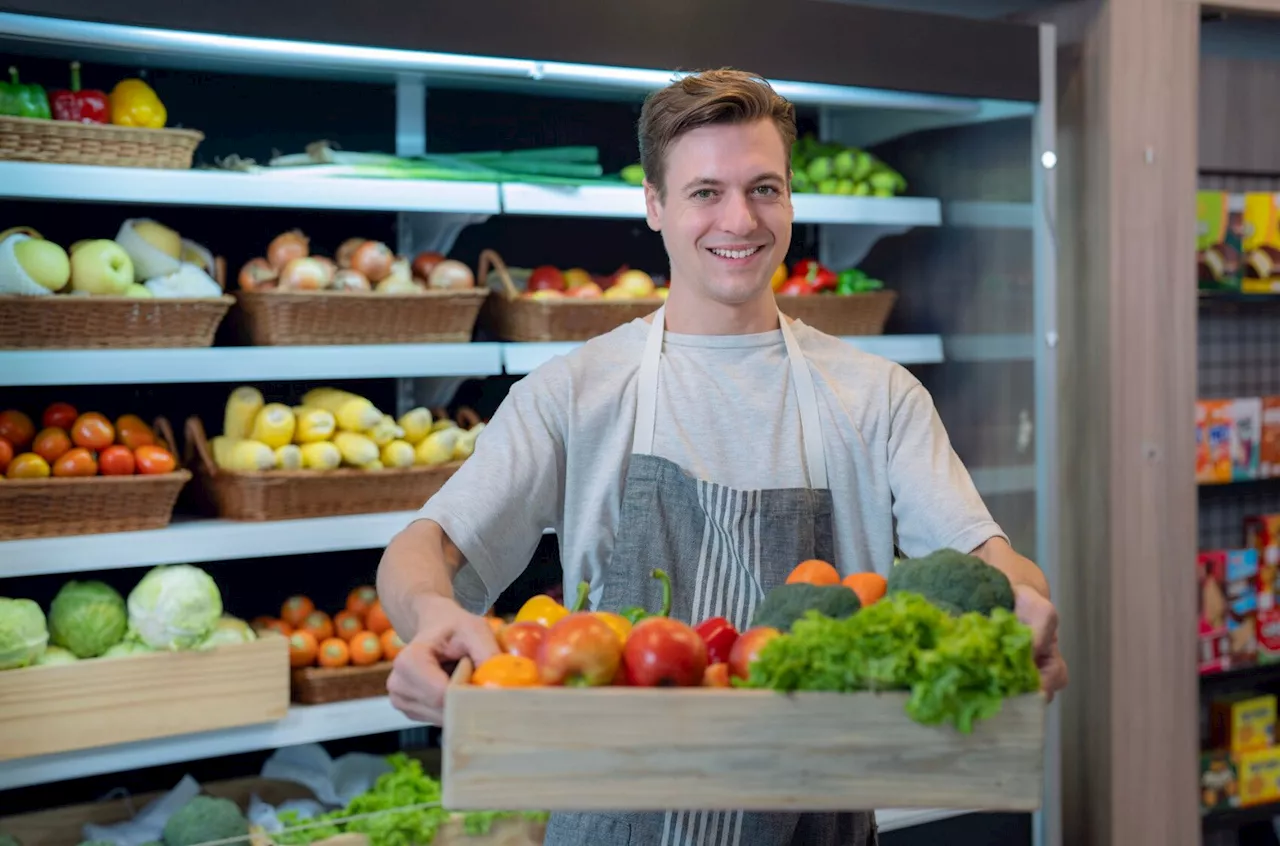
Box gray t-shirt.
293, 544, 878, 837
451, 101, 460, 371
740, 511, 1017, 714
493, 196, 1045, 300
417, 317, 1006, 613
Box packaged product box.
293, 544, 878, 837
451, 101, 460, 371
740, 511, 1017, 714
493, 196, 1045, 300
1198, 191, 1245, 291
1239, 745, 1280, 807
1261, 397, 1280, 479
1242, 192, 1280, 294
1202, 750, 1241, 813
1211, 692, 1278, 753
1197, 400, 1235, 485
1201, 551, 1234, 674
1232, 397, 1263, 482
1220, 549, 1261, 667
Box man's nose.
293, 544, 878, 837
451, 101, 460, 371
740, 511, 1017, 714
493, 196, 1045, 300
719, 191, 758, 234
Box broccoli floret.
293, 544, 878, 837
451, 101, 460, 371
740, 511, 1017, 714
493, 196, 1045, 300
751, 583, 861, 632
886, 548, 1015, 615
163, 795, 249, 846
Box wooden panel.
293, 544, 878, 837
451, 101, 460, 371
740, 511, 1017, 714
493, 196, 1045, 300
1199, 53, 1280, 172
0, 637, 289, 760
442, 659, 1047, 812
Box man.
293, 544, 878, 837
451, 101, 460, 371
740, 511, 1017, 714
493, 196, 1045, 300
378, 67, 1068, 846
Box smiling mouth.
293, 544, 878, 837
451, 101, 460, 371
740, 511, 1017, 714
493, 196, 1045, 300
707, 246, 764, 260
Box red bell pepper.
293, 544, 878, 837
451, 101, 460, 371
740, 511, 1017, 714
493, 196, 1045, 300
49, 62, 110, 125
777, 276, 815, 296
694, 616, 740, 665
792, 258, 838, 292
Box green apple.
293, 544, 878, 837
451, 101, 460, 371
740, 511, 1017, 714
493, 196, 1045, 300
70, 239, 135, 295
124, 284, 153, 298
12, 238, 71, 292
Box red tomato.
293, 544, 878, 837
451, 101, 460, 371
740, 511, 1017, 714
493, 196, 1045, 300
134, 445, 176, 475
622, 617, 708, 687
98, 445, 136, 476
536, 612, 622, 687
42, 402, 78, 430
526, 265, 566, 293
727, 626, 781, 681
0, 410, 35, 450
0, 437, 12, 474
115, 414, 155, 449
71, 412, 114, 450
498, 621, 548, 661
52, 447, 98, 477
31, 427, 72, 464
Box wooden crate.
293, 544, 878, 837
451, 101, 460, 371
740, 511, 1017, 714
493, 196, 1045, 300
442, 658, 1046, 813
291, 661, 393, 704
0, 637, 289, 761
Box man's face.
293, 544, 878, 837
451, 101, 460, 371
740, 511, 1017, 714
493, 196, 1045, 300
644, 118, 793, 308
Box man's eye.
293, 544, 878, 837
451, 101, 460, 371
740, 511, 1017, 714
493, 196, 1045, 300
755, 185, 779, 196
693, 189, 715, 200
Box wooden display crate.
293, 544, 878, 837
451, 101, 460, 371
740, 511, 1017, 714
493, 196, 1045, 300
0, 637, 289, 761
442, 658, 1046, 813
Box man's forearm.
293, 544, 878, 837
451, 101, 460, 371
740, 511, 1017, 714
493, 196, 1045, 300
971, 536, 1051, 600
376, 518, 466, 641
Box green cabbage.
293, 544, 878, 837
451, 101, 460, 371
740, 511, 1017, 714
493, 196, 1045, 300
0, 598, 48, 670
126, 565, 223, 650
196, 616, 257, 650
101, 639, 155, 659
35, 645, 79, 666
49, 580, 128, 658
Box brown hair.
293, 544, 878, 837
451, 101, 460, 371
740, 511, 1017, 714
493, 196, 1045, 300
638, 68, 797, 197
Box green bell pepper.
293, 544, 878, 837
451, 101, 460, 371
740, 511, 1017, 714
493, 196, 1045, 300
1, 67, 51, 119
835, 268, 885, 295
619, 569, 672, 624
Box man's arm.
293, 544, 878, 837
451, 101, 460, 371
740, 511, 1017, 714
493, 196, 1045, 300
377, 518, 467, 643
971, 535, 1051, 601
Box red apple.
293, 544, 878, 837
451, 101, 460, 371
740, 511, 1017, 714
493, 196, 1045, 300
527, 265, 566, 293
566, 282, 602, 299
412, 250, 446, 281
498, 621, 547, 661
728, 626, 781, 681
622, 617, 708, 687
536, 612, 623, 687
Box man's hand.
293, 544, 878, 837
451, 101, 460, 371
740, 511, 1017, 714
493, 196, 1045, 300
1013, 584, 1069, 701
386, 595, 500, 724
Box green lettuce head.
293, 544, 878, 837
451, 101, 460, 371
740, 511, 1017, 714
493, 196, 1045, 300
49, 580, 128, 658
35, 645, 79, 666
0, 598, 49, 669
127, 565, 223, 650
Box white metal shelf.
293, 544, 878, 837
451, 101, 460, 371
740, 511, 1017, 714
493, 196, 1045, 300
502, 335, 945, 376
0, 696, 419, 792
0, 343, 504, 387
0, 162, 502, 213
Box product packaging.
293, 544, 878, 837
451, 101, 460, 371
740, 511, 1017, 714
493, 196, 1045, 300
1198, 191, 1245, 291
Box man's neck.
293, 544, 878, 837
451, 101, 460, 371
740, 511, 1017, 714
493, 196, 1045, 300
660, 285, 780, 335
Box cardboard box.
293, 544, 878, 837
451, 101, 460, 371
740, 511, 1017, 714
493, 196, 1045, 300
1228, 549, 1261, 665
1262, 397, 1280, 479
1243, 192, 1280, 294
1240, 745, 1280, 806
1198, 191, 1245, 291
1233, 397, 1264, 482
1202, 750, 1241, 813
1198, 400, 1235, 485
1201, 551, 1234, 674
1212, 693, 1278, 753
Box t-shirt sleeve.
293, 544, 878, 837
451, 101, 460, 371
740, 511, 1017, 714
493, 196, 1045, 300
885, 373, 1008, 558
413, 363, 567, 609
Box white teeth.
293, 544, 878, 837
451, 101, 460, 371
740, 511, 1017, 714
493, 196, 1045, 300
710, 247, 760, 259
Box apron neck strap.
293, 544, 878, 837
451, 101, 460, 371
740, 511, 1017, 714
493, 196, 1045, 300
631, 303, 829, 489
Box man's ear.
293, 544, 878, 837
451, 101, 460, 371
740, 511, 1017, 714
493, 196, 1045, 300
643, 180, 662, 232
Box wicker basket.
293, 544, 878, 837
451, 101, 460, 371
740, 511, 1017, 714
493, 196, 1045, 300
0, 115, 204, 169
234, 286, 490, 346
184, 417, 461, 522
776, 290, 898, 336
0, 256, 234, 349
291, 662, 393, 704
0, 417, 190, 540
478, 249, 662, 342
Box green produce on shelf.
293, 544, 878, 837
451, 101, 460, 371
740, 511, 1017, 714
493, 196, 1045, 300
789, 132, 907, 197
0, 66, 51, 120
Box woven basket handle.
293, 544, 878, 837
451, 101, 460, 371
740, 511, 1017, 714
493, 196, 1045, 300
184, 416, 219, 476
456, 406, 482, 428
477, 248, 520, 301
214, 255, 227, 290
152, 416, 182, 468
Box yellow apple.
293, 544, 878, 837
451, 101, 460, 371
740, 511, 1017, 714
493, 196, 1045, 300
13, 237, 71, 292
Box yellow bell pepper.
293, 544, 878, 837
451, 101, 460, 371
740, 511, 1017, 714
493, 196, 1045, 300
109, 78, 166, 129
513, 581, 590, 628
593, 611, 632, 645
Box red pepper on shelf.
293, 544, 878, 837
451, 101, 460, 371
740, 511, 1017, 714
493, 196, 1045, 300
49, 61, 110, 124
777, 276, 815, 296
694, 616, 740, 665
791, 258, 838, 292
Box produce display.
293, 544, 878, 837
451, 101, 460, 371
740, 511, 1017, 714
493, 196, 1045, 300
210, 386, 482, 472
253, 585, 405, 672
516, 264, 667, 301
476, 550, 1041, 733
0, 564, 254, 671
771, 258, 886, 297
0, 219, 221, 298
237, 231, 477, 295
1, 62, 168, 128
0, 403, 178, 480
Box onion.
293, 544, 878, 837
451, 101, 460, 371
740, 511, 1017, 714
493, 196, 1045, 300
333, 268, 370, 291
412, 250, 445, 281
238, 257, 277, 291
278, 257, 331, 290
267, 229, 309, 269
350, 240, 394, 282
313, 256, 337, 286
428, 258, 476, 290
336, 237, 366, 268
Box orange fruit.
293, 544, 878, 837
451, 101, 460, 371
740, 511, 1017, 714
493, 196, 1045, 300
334, 609, 364, 641
346, 585, 378, 616
786, 558, 841, 586
487, 616, 506, 637
252, 616, 293, 637
380, 628, 404, 661
0, 410, 35, 450
52, 447, 97, 477
115, 414, 155, 449
281, 595, 314, 628
300, 610, 334, 642
702, 662, 731, 687
32, 427, 71, 463
70, 412, 114, 451
365, 600, 392, 635
317, 637, 350, 668
288, 630, 318, 668
98, 445, 136, 476
349, 630, 383, 666
6, 452, 50, 479
471, 653, 541, 688
842, 572, 888, 606
0, 437, 12, 474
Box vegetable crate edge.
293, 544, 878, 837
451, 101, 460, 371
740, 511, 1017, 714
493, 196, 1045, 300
441, 656, 1047, 813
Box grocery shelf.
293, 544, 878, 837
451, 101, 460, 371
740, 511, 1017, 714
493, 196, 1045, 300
0, 343, 504, 387
943, 201, 1036, 229
499, 182, 943, 227
501, 335, 946, 376
0, 161, 503, 214
969, 464, 1036, 496
0, 696, 419, 792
